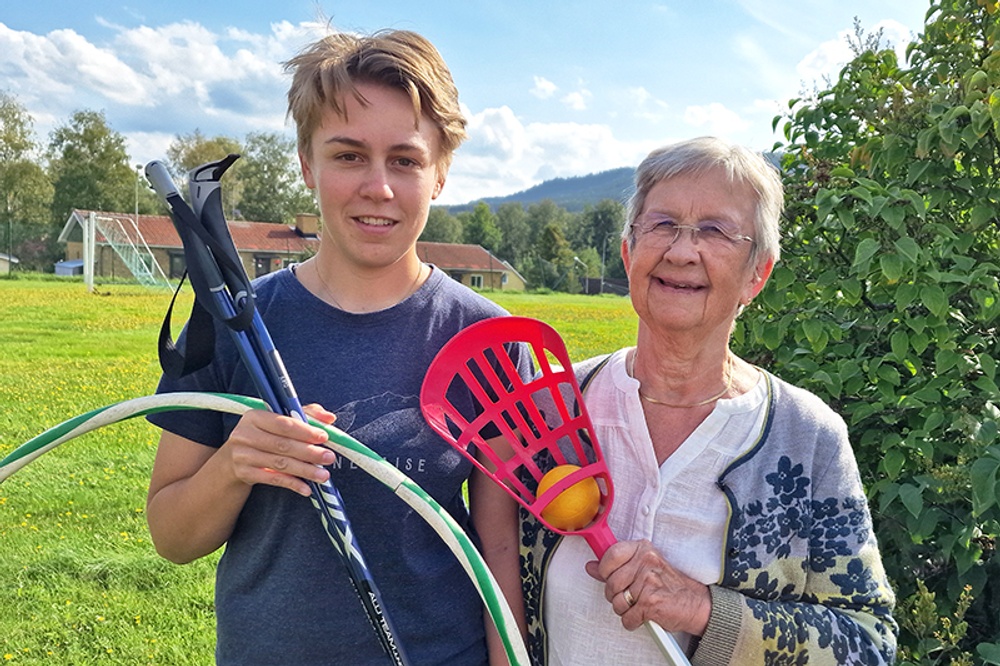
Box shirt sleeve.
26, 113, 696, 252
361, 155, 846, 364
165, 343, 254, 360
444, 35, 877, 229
693, 393, 898, 666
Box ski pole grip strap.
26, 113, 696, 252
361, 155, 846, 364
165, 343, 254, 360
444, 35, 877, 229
158, 272, 216, 379
168, 193, 255, 333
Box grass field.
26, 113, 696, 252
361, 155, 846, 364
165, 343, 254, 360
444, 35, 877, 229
0, 277, 636, 664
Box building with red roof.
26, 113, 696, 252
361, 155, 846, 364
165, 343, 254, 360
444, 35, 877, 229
58, 210, 526, 291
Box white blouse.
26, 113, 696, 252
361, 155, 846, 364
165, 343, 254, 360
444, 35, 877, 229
545, 348, 768, 665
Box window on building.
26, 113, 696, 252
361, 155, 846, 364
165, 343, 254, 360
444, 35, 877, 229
470, 274, 483, 289
254, 256, 275, 278
168, 253, 186, 279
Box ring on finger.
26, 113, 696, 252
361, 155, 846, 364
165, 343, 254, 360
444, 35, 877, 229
623, 588, 636, 607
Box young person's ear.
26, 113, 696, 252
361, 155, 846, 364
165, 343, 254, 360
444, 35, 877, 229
299, 150, 316, 189
431, 170, 446, 200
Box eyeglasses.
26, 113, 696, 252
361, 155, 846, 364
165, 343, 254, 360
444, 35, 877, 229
631, 214, 754, 251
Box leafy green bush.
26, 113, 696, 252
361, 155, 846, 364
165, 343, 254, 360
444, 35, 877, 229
735, 2, 1000, 661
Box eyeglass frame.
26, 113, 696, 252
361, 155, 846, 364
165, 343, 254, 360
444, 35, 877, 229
629, 214, 755, 250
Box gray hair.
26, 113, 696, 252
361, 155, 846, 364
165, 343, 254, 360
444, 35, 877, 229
624, 136, 783, 265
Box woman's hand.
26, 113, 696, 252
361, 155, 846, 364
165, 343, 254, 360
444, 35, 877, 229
585, 539, 712, 636
224, 403, 338, 497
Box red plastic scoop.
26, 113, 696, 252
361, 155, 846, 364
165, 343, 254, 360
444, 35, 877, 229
420, 315, 615, 555
420, 316, 691, 665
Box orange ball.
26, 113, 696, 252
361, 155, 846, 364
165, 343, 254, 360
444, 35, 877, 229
537, 464, 601, 530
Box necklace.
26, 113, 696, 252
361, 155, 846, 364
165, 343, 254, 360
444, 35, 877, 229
311, 261, 344, 310
628, 349, 734, 408
312, 261, 426, 312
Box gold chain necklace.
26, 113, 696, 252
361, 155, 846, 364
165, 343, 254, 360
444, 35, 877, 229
312, 260, 425, 312
628, 349, 734, 408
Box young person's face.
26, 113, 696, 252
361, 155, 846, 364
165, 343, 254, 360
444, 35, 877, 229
300, 82, 446, 273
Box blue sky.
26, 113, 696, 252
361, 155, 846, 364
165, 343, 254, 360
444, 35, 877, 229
1, 1, 928, 205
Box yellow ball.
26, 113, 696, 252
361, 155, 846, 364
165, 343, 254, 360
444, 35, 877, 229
537, 464, 601, 530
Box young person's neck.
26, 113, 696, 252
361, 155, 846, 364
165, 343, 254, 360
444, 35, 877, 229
306, 254, 428, 314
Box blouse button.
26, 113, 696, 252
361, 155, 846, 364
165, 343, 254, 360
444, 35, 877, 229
641, 506, 650, 516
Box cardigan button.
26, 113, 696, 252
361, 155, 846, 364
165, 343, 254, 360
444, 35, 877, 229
727, 548, 739, 558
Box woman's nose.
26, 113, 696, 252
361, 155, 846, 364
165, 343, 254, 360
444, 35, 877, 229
663, 226, 700, 255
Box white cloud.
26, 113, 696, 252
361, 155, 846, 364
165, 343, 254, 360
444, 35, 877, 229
561, 89, 592, 111
0, 24, 149, 106
530, 75, 557, 99
125, 131, 176, 169
0, 19, 306, 165
627, 87, 669, 123
732, 0, 816, 47
797, 19, 916, 88
441, 105, 654, 205
732, 34, 794, 98
682, 103, 752, 139
462, 104, 528, 163
796, 35, 852, 85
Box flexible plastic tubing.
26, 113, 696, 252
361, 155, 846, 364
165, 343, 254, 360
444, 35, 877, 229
0, 392, 529, 666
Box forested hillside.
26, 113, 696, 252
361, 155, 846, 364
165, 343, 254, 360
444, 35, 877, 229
446, 166, 635, 213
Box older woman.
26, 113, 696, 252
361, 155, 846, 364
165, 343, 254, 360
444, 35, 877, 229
521, 137, 897, 665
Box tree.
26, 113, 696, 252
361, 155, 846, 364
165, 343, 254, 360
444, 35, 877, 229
759, 4, 1000, 661
525, 199, 573, 248
523, 222, 577, 291
461, 201, 502, 251
166, 129, 242, 177
576, 199, 626, 280
48, 110, 133, 226
494, 202, 531, 266
239, 131, 315, 224
0, 92, 53, 270
421, 207, 463, 243
165, 129, 244, 216
570, 199, 623, 249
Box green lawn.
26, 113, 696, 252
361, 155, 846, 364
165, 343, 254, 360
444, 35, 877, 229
0, 277, 636, 664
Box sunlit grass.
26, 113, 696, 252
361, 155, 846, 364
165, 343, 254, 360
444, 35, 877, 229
0, 278, 636, 663
0, 279, 217, 664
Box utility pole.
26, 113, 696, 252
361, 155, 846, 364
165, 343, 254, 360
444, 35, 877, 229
601, 232, 618, 295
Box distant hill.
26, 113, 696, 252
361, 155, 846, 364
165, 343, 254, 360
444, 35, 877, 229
447, 166, 635, 213
445, 151, 781, 214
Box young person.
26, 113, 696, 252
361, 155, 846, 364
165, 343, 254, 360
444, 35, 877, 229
146, 29, 528, 665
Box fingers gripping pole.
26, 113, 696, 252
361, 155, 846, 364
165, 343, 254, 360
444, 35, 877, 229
0, 393, 529, 666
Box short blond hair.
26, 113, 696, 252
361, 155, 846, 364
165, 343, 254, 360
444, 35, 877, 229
285, 30, 467, 170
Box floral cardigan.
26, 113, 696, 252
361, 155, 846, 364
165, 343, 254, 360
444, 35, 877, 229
519, 358, 898, 665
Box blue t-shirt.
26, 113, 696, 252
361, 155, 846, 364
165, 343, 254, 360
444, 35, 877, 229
148, 266, 529, 665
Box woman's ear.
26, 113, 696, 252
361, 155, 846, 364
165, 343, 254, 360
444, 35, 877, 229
744, 257, 775, 304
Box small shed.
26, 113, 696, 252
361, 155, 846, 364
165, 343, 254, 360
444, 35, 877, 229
0, 253, 19, 273
54, 259, 85, 276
